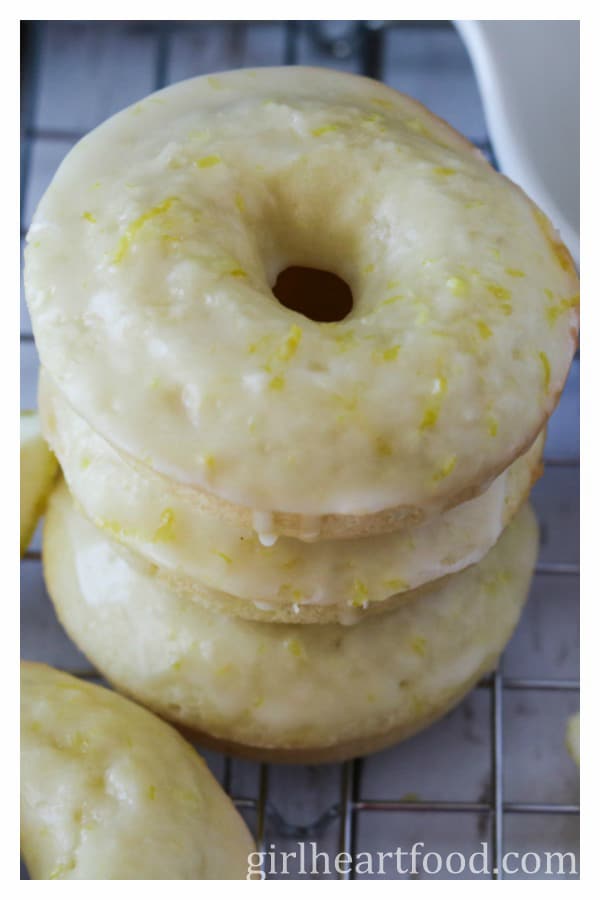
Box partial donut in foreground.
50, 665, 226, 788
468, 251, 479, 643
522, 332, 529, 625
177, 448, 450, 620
20, 410, 58, 556
21, 661, 254, 879
43, 481, 538, 763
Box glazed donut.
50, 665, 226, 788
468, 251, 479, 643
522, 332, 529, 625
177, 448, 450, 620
43, 482, 538, 763
26, 67, 578, 541
20, 662, 254, 879
20, 410, 58, 556
40, 369, 543, 623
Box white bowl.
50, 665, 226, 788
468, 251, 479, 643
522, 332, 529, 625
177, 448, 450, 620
455, 20, 579, 265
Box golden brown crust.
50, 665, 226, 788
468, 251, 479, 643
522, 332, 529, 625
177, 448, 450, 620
155, 438, 540, 626
40, 366, 545, 624
43, 489, 537, 765
116, 434, 543, 625
121, 422, 547, 542
123, 665, 495, 765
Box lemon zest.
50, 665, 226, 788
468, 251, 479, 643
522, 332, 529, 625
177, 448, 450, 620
99, 518, 137, 539
382, 345, 401, 361
214, 550, 232, 564
486, 282, 512, 301
380, 294, 404, 307
447, 276, 468, 297
419, 375, 447, 430
363, 112, 385, 126
333, 330, 356, 352
154, 508, 176, 542
476, 320, 493, 340
405, 118, 430, 137
247, 334, 273, 355
351, 579, 369, 608
432, 454, 457, 482
49, 861, 76, 879
311, 124, 339, 137
285, 638, 305, 658
384, 578, 408, 592
486, 414, 498, 437
546, 294, 579, 325
113, 196, 178, 264
539, 351, 551, 392
276, 324, 303, 362
411, 636, 427, 656
195, 154, 221, 169
415, 305, 430, 326
373, 344, 401, 363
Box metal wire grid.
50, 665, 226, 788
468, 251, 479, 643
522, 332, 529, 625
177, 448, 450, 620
20, 21, 579, 880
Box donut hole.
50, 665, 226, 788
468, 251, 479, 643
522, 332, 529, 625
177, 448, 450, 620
272, 266, 353, 323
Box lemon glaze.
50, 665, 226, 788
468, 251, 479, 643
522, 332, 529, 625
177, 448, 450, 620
43, 483, 538, 757
41, 369, 543, 623
20, 662, 254, 879
26, 67, 578, 522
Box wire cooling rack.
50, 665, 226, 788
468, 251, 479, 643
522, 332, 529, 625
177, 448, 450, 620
20, 21, 579, 880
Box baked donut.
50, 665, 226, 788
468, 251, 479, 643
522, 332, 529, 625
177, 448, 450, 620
21, 661, 254, 879
40, 369, 543, 623
20, 411, 58, 556
43, 481, 538, 763
25, 67, 578, 541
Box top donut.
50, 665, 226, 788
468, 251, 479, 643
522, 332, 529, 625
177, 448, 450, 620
25, 67, 578, 532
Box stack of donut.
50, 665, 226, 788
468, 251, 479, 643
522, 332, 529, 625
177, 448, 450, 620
26, 67, 578, 763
